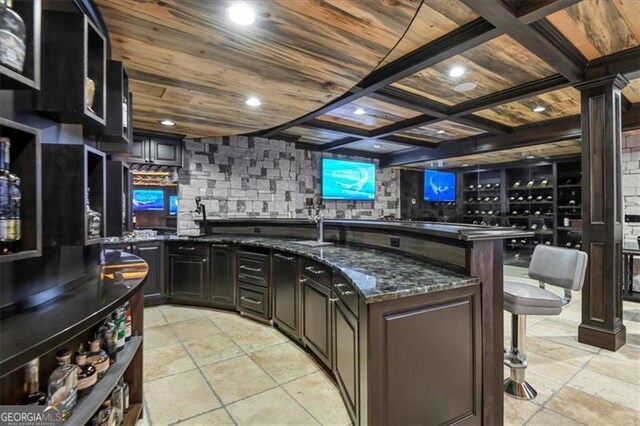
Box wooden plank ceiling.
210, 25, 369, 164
98, 0, 640, 162
97, 0, 422, 137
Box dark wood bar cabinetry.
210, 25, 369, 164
168, 242, 208, 301
120, 132, 183, 167
209, 243, 235, 308
272, 252, 300, 339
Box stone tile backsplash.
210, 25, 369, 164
178, 136, 400, 234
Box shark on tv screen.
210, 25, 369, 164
132, 189, 165, 211
321, 158, 376, 201
424, 169, 456, 202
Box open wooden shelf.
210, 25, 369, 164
0, 118, 41, 263
38, 8, 106, 127
0, 0, 41, 90
100, 60, 133, 145
124, 403, 143, 426
66, 336, 142, 426
42, 144, 106, 246
106, 160, 132, 237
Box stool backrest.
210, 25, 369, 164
528, 245, 588, 291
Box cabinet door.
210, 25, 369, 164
129, 136, 147, 163
302, 277, 332, 368
333, 298, 359, 424
273, 252, 299, 339
132, 242, 164, 298
210, 244, 234, 307
148, 138, 183, 167
169, 255, 207, 300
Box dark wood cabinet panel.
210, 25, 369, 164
129, 136, 146, 163
333, 298, 359, 425
237, 251, 270, 287
210, 244, 234, 308
238, 283, 269, 320
302, 277, 332, 368
148, 138, 182, 167
168, 255, 207, 300
273, 252, 299, 339
132, 242, 164, 299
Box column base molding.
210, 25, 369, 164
578, 323, 626, 351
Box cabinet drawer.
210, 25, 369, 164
334, 278, 359, 318
238, 284, 269, 320
237, 251, 269, 287
300, 258, 331, 288
168, 242, 208, 256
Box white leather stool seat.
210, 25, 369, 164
504, 281, 563, 315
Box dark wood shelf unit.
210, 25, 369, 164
105, 160, 132, 237
0, 118, 42, 263
99, 60, 132, 146
37, 8, 106, 128
0, 0, 41, 90
42, 144, 106, 246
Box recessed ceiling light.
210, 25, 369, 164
533, 105, 546, 112
448, 66, 465, 77
454, 82, 477, 93
354, 108, 366, 115
245, 97, 261, 107
526, 154, 536, 159
462, 163, 470, 167
160, 119, 175, 126
436, 129, 446, 134
373, 144, 382, 148
227, 3, 256, 26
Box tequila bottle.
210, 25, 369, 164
0, 0, 26, 73
19, 359, 46, 405
87, 188, 102, 240
47, 350, 78, 419
98, 319, 118, 364
75, 349, 97, 397
87, 339, 110, 379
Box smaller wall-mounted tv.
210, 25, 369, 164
321, 158, 376, 201
169, 195, 179, 216
424, 170, 456, 202
132, 189, 165, 211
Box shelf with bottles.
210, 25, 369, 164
42, 144, 106, 246
38, 7, 106, 127
98, 60, 133, 146
0, 118, 41, 263
0, 0, 40, 90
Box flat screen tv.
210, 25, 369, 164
424, 170, 456, 202
132, 189, 164, 211
169, 195, 179, 216
321, 158, 376, 201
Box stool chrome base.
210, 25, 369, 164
504, 377, 537, 400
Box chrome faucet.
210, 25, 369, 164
306, 197, 325, 244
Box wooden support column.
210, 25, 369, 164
577, 75, 628, 351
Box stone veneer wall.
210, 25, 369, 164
623, 129, 640, 246
177, 136, 400, 235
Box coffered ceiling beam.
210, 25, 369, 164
585, 46, 640, 80
369, 88, 449, 118
259, 19, 501, 138
453, 116, 512, 134
460, 0, 584, 82
300, 120, 370, 138
514, 0, 582, 25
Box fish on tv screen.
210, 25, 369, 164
424, 170, 456, 202
169, 195, 178, 216
321, 158, 376, 201
132, 189, 165, 211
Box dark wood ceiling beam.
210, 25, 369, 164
259, 19, 501, 138
585, 46, 640, 80
452, 116, 512, 134
300, 120, 370, 138
370, 114, 441, 138
515, 0, 582, 25
321, 137, 368, 152
530, 19, 587, 69
460, 0, 584, 82
369, 87, 449, 118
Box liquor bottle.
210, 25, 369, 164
111, 383, 124, 426
86, 77, 96, 113
495, 183, 500, 189
492, 196, 499, 202
124, 302, 132, 341
75, 348, 97, 397
95, 399, 116, 426
568, 191, 577, 206
122, 94, 128, 134
99, 318, 118, 364
540, 177, 549, 187
534, 210, 541, 217
87, 189, 102, 240
47, 350, 78, 419
19, 359, 46, 405
0, 0, 26, 73
523, 210, 530, 216
113, 308, 126, 352
526, 180, 535, 188
563, 213, 570, 227
512, 180, 521, 188
536, 195, 543, 201
87, 339, 110, 379
0, 137, 20, 254
483, 196, 490, 202
119, 376, 129, 413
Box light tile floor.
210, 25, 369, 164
139, 274, 640, 426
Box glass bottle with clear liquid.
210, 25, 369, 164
47, 350, 78, 419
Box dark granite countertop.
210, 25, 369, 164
197, 218, 534, 241
165, 235, 479, 304
0, 250, 148, 376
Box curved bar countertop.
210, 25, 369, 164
0, 250, 149, 376
169, 235, 479, 304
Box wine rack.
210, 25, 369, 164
0, 118, 42, 263
0, 0, 41, 90
462, 168, 504, 227
556, 159, 583, 250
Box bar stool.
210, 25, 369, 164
503, 245, 587, 400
